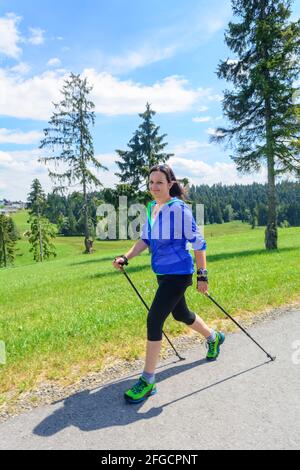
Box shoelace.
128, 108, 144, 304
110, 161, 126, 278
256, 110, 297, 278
131, 378, 147, 394
206, 339, 216, 354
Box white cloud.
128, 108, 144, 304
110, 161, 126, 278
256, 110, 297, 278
204, 17, 227, 34
193, 116, 212, 123
172, 140, 211, 156
169, 156, 268, 186
0, 128, 43, 145
206, 92, 223, 102
85, 70, 203, 115
0, 180, 7, 190
10, 62, 31, 75
95, 153, 117, 166
206, 128, 225, 138
47, 57, 61, 67
0, 68, 65, 120
94, 154, 119, 188
0, 67, 217, 119
0, 13, 22, 59
0, 152, 13, 164
0, 149, 41, 168
0, 149, 51, 200
28, 27, 45, 45
226, 59, 239, 65
106, 44, 178, 74
0, 149, 117, 199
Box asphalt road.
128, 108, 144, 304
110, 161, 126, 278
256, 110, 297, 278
0, 307, 299, 450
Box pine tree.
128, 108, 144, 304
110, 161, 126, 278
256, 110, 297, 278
223, 204, 236, 222
45, 192, 67, 224
39, 73, 108, 253
115, 103, 173, 198
25, 217, 57, 262
27, 179, 47, 218
115, 132, 144, 190
250, 206, 258, 229
7, 217, 19, 242
0, 215, 17, 267
27, 179, 47, 262
26, 179, 57, 262
212, 0, 300, 249
138, 103, 174, 176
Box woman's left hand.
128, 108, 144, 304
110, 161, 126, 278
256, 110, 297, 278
197, 281, 209, 296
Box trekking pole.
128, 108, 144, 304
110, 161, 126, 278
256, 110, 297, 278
206, 293, 276, 362
119, 266, 185, 361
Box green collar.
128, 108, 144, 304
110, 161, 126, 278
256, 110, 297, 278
146, 197, 179, 226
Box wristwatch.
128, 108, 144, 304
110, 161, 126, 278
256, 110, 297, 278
197, 277, 208, 283
197, 268, 208, 276
197, 268, 208, 283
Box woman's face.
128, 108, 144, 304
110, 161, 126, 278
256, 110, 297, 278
149, 171, 173, 200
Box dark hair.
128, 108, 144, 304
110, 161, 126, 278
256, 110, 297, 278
149, 164, 187, 201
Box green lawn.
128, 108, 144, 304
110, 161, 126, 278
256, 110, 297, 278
0, 211, 299, 405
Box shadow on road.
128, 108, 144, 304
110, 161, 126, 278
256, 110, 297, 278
33, 357, 271, 437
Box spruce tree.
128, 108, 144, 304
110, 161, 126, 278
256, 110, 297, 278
115, 103, 173, 199
115, 132, 143, 190
27, 179, 47, 218
40, 73, 108, 253
26, 179, 57, 262
0, 215, 17, 267
25, 217, 57, 263
138, 103, 174, 175
212, 0, 300, 249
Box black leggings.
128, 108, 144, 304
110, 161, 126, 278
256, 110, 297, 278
147, 274, 196, 341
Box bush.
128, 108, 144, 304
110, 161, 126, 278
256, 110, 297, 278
280, 220, 290, 228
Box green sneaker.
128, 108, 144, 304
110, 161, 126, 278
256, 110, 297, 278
124, 376, 157, 404
206, 332, 225, 361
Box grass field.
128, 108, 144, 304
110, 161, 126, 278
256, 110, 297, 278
0, 210, 299, 406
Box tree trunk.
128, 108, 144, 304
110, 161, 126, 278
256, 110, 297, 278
264, 99, 278, 250
37, 211, 44, 262
265, 157, 278, 250
84, 237, 93, 254
83, 177, 93, 254
0, 223, 6, 267
261, 9, 278, 251
80, 100, 93, 255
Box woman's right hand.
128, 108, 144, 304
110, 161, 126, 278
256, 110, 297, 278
112, 257, 126, 271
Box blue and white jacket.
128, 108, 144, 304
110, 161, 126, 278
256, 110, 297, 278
141, 197, 206, 275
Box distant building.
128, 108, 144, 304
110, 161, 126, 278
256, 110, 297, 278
0, 208, 15, 214
0, 200, 25, 214
0, 208, 11, 215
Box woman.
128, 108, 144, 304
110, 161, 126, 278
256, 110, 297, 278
113, 164, 225, 404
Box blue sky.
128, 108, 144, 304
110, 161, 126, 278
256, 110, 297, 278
0, 0, 299, 200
